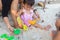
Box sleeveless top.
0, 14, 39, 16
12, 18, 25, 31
20, 9, 34, 27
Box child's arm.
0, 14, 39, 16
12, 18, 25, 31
35, 11, 40, 20
18, 9, 25, 24
17, 9, 23, 16
33, 11, 40, 21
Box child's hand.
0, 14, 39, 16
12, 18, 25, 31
34, 12, 40, 21
19, 24, 23, 29
36, 18, 40, 21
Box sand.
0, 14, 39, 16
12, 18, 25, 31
0, 3, 60, 40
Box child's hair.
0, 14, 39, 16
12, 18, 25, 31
23, 0, 35, 6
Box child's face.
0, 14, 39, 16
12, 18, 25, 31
55, 19, 60, 28
24, 3, 32, 10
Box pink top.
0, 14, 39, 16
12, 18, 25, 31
20, 9, 34, 27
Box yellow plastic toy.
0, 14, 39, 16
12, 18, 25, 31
5, 38, 8, 40
17, 17, 23, 27
28, 20, 36, 25
17, 16, 28, 31
23, 24, 28, 31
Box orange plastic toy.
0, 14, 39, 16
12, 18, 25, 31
28, 20, 36, 25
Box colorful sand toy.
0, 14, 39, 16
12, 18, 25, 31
13, 28, 21, 35
17, 17, 23, 27
5, 38, 8, 40
7, 36, 18, 40
17, 16, 28, 31
4, 36, 18, 40
0, 34, 9, 38
0, 34, 18, 40
28, 20, 36, 25
23, 24, 28, 31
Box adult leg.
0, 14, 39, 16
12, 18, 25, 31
11, 0, 19, 28
1, 0, 13, 31
0, 0, 2, 11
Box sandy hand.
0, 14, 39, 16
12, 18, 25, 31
8, 26, 14, 34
